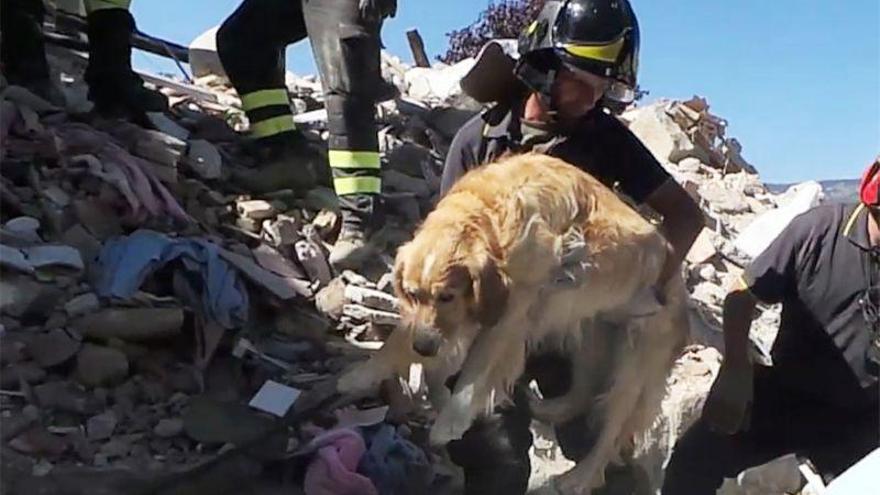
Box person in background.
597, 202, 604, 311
662, 156, 880, 494
217, 0, 397, 270
440, 1, 705, 493
0, 0, 168, 120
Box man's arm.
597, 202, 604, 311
439, 114, 483, 197
644, 178, 705, 286
722, 280, 759, 365
702, 280, 758, 433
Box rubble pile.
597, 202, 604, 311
1, 27, 827, 495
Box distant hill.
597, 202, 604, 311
767, 179, 859, 204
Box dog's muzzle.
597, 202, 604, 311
412, 326, 442, 357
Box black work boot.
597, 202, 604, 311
329, 195, 381, 272
233, 131, 331, 194
0, 0, 64, 105
84, 8, 168, 120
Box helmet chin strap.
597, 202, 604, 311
536, 68, 560, 123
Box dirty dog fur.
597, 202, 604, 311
338, 153, 689, 493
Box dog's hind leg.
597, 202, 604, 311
552, 326, 647, 494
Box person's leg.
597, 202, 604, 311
0, 0, 63, 103
83, 0, 168, 119
446, 384, 534, 495
662, 365, 801, 495
793, 398, 879, 484
216, 0, 328, 193
302, 0, 388, 270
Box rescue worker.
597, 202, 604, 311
661, 158, 880, 494
0, 0, 168, 119
439, 1, 705, 493
216, 0, 397, 270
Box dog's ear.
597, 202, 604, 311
468, 254, 509, 327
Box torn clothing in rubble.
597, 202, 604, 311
303, 428, 378, 495
358, 423, 431, 495
54, 123, 191, 225
94, 229, 248, 329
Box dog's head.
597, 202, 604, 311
393, 226, 509, 358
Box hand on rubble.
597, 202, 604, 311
358, 0, 397, 21
703, 360, 754, 435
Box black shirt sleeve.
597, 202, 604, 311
600, 112, 672, 204
742, 210, 816, 304
440, 113, 485, 197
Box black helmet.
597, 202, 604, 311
516, 0, 640, 103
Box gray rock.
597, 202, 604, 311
4, 216, 42, 241
22, 244, 84, 272
344, 285, 400, 313
72, 308, 183, 341
34, 381, 101, 414
75, 344, 130, 387
63, 292, 100, 318
99, 436, 132, 458
187, 139, 222, 180
182, 396, 273, 445
0, 362, 47, 388
0, 274, 64, 320
86, 411, 118, 441
26, 329, 81, 368
236, 199, 277, 221
153, 418, 184, 438
0, 244, 33, 273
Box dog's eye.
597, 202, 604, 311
437, 293, 455, 303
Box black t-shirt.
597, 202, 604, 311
743, 203, 879, 409
440, 104, 671, 204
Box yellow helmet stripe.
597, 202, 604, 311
561, 36, 625, 63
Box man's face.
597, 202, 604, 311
552, 65, 611, 120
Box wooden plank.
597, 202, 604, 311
406, 29, 431, 68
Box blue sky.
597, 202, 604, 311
131, 0, 879, 183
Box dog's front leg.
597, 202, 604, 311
430, 316, 528, 445
337, 327, 415, 396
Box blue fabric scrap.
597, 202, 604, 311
94, 229, 248, 329
357, 424, 431, 495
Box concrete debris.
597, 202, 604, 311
25, 328, 82, 368
86, 411, 118, 441
186, 139, 223, 180
63, 292, 99, 317
74, 344, 129, 387
152, 418, 184, 438
0, 25, 848, 495
72, 308, 183, 341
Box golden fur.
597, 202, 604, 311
338, 153, 689, 493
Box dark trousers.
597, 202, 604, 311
661, 365, 879, 495
446, 353, 604, 495
217, 0, 384, 223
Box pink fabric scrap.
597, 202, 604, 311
303, 428, 377, 495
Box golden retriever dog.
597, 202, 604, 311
338, 153, 689, 494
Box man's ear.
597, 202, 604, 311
469, 254, 509, 327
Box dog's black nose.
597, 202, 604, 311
412, 331, 441, 357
